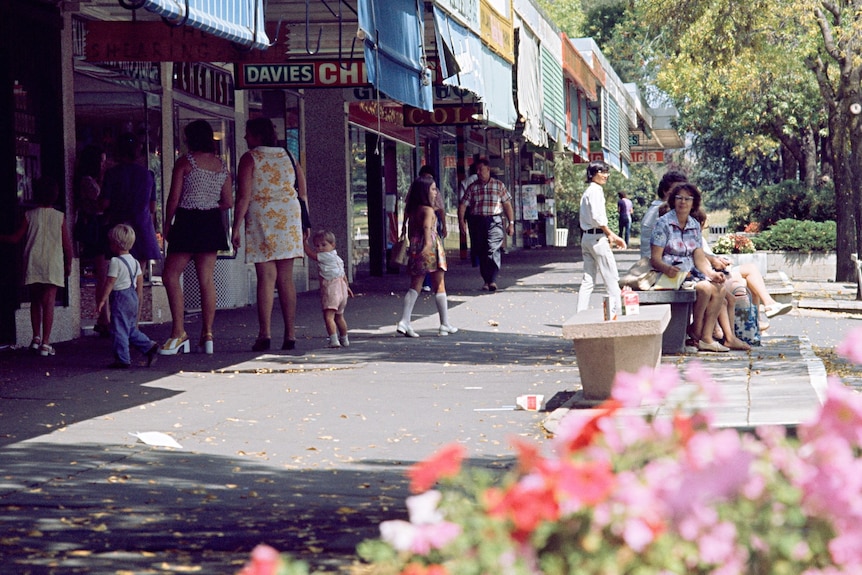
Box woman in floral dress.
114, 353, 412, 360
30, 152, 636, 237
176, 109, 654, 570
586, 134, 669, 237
232, 118, 310, 352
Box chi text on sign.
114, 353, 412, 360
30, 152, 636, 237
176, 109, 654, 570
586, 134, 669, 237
235, 61, 368, 89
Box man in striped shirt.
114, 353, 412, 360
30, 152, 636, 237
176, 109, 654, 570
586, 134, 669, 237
457, 158, 514, 292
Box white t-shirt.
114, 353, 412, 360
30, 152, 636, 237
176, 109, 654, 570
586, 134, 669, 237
579, 182, 609, 231
317, 250, 345, 281
107, 254, 141, 291
639, 200, 665, 259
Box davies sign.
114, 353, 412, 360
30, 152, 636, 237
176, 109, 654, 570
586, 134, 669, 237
235, 61, 368, 89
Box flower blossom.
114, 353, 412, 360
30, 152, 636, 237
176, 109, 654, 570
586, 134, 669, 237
408, 443, 466, 494
836, 327, 862, 364
380, 491, 462, 554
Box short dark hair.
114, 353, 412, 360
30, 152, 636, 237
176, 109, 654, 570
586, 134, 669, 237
33, 176, 59, 207
246, 117, 278, 147
185, 119, 215, 154
418, 165, 435, 178
116, 133, 140, 161
657, 170, 687, 200
586, 160, 610, 183
667, 182, 702, 214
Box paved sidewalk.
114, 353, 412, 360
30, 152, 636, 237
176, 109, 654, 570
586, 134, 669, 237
0, 245, 846, 574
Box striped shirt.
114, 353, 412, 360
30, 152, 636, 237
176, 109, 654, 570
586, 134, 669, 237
461, 177, 512, 216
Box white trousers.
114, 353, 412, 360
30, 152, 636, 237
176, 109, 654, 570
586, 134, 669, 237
577, 233, 622, 316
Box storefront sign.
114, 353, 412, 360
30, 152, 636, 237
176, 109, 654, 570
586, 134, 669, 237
631, 151, 664, 163
403, 104, 483, 126
480, 0, 514, 63
174, 62, 234, 108
349, 101, 415, 146
235, 61, 368, 89
82, 21, 289, 63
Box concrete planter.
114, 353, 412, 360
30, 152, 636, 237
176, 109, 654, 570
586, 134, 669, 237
764, 251, 836, 281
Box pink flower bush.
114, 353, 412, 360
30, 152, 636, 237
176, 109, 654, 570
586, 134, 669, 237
355, 345, 862, 575
241, 331, 862, 575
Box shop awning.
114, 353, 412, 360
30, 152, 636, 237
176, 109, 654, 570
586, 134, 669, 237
141, 0, 269, 49
434, 6, 516, 130
515, 23, 547, 147
358, 0, 433, 111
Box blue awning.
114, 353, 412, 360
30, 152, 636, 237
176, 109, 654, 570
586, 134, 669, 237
434, 7, 516, 130
142, 0, 269, 49
358, 0, 433, 111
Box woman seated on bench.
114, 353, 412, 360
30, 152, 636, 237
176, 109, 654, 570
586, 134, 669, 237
650, 182, 730, 352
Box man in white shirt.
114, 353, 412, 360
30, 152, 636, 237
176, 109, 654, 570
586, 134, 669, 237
577, 161, 627, 316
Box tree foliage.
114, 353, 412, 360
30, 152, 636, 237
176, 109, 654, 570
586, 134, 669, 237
633, 0, 860, 281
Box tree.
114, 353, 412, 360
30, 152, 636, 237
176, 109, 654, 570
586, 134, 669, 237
636, 0, 858, 282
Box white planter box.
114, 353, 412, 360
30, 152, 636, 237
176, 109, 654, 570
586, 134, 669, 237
764, 251, 836, 281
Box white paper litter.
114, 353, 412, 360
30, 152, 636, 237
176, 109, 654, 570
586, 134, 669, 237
129, 431, 183, 449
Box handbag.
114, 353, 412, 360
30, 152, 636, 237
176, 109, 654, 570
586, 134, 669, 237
733, 287, 761, 346
390, 221, 409, 267
619, 257, 659, 291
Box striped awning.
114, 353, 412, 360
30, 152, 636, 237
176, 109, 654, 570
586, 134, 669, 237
142, 0, 269, 49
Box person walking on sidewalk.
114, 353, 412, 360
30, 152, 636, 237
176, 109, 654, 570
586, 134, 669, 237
576, 161, 626, 317
304, 229, 352, 348
397, 175, 458, 338
457, 158, 514, 291
0, 176, 73, 356
232, 118, 311, 352
160, 119, 233, 356
96, 224, 159, 369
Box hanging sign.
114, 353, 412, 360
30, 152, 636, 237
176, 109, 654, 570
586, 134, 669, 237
402, 104, 483, 126
235, 61, 369, 89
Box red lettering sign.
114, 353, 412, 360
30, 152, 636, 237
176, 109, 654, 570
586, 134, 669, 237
236, 61, 369, 89
402, 104, 483, 126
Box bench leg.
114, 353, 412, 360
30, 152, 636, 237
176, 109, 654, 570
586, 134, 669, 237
572, 334, 663, 400
662, 302, 692, 354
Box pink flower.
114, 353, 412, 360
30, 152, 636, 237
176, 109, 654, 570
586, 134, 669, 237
236, 544, 281, 575
612, 364, 681, 407
799, 379, 862, 446
836, 327, 862, 364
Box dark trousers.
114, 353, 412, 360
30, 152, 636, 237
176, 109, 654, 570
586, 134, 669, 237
470, 214, 504, 285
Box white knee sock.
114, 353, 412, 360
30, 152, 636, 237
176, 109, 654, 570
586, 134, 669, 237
435, 292, 449, 326
401, 289, 419, 325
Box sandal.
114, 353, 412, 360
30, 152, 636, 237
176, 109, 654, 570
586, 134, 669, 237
39, 344, 55, 357
198, 333, 214, 355
159, 334, 189, 355
29, 336, 41, 352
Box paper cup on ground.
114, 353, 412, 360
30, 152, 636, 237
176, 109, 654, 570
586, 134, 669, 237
516, 394, 545, 411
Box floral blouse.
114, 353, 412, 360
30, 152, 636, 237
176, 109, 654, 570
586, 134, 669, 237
651, 211, 704, 279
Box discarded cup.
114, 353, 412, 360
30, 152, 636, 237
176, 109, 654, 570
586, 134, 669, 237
516, 394, 545, 411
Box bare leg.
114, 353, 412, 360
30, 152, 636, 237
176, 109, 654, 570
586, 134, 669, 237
323, 309, 337, 336
29, 285, 42, 342
255, 261, 277, 339
162, 251, 192, 338
274, 258, 297, 342
690, 283, 711, 341
193, 251, 218, 338
335, 313, 349, 336
718, 291, 750, 350
699, 283, 726, 345
40, 284, 58, 346
734, 263, 778, 307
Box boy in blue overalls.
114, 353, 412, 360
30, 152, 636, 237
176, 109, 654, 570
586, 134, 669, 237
96, 224, 159, 369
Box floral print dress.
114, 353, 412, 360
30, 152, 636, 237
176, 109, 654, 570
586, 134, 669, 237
244, 146, 303, 264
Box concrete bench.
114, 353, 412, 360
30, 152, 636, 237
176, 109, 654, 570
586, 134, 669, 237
636, 289, 697, 355
562, 304, 671, 401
